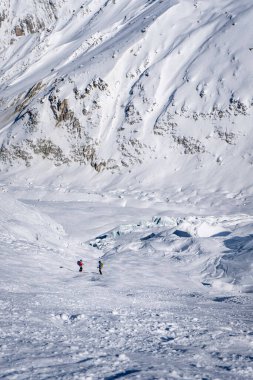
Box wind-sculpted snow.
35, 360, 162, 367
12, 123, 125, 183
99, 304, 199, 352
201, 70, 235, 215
89, 214, 253, 293
0, 192, 67, 247
0, 192, 81, 290
0, 190, 252, 379
0, 0, 253, 190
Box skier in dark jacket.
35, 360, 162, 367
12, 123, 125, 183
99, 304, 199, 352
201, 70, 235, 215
98, 260, 103, 275
77, 259, 83, 272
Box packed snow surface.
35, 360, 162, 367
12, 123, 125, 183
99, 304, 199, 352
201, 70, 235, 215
0, 185, 252, 379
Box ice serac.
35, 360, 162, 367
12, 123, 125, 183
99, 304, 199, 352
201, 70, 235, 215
0, 0, 253, 188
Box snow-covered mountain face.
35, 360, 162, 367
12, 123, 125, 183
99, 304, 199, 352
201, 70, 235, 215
0, 0, 253, 189
1, 4, 253, 377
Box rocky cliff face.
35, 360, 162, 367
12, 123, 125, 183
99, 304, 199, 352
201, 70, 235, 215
0, 0, 253, 183
0, 0, 56, 42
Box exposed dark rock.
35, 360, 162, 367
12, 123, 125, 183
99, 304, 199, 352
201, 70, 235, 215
27, 139, 70, 165
125, 102, 142, 125
83, 77, 108, 97
14, 25, 25, 36
173, 135, 205, 154
15, 82, 44, 113
154, 113, 177, 135
0, 11, 6, 28
14, 15, 45, 36
48, 95, 74, 125
71, 143, 111, 172
57, 99, 73, 123
22, 109, 39, 134
0, 143, 32, 167
214, 126, 236, 145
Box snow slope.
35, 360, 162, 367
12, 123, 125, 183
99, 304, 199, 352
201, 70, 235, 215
0, 187, 253, 379
0, 1, 253, 378
0, 0, 253, 192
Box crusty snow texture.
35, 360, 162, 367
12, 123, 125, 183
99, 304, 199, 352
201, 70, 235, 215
0, 186, 253, 379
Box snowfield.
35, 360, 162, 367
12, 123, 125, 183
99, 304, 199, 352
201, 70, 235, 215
0, 0, 253, 378
0, 187, 252, 379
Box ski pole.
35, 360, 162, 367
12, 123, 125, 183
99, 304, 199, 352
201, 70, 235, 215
59, 266, 75, 272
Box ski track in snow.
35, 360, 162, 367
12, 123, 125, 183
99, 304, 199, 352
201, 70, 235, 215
0, 188, 253, 379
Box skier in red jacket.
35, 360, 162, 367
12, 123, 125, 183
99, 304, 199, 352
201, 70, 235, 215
77, 259, 83, 272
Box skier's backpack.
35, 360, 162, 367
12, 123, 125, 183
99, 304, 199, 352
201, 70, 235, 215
77, 260, 82, 267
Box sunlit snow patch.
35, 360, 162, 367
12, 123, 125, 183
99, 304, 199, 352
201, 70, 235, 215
88, 215, 253, 293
